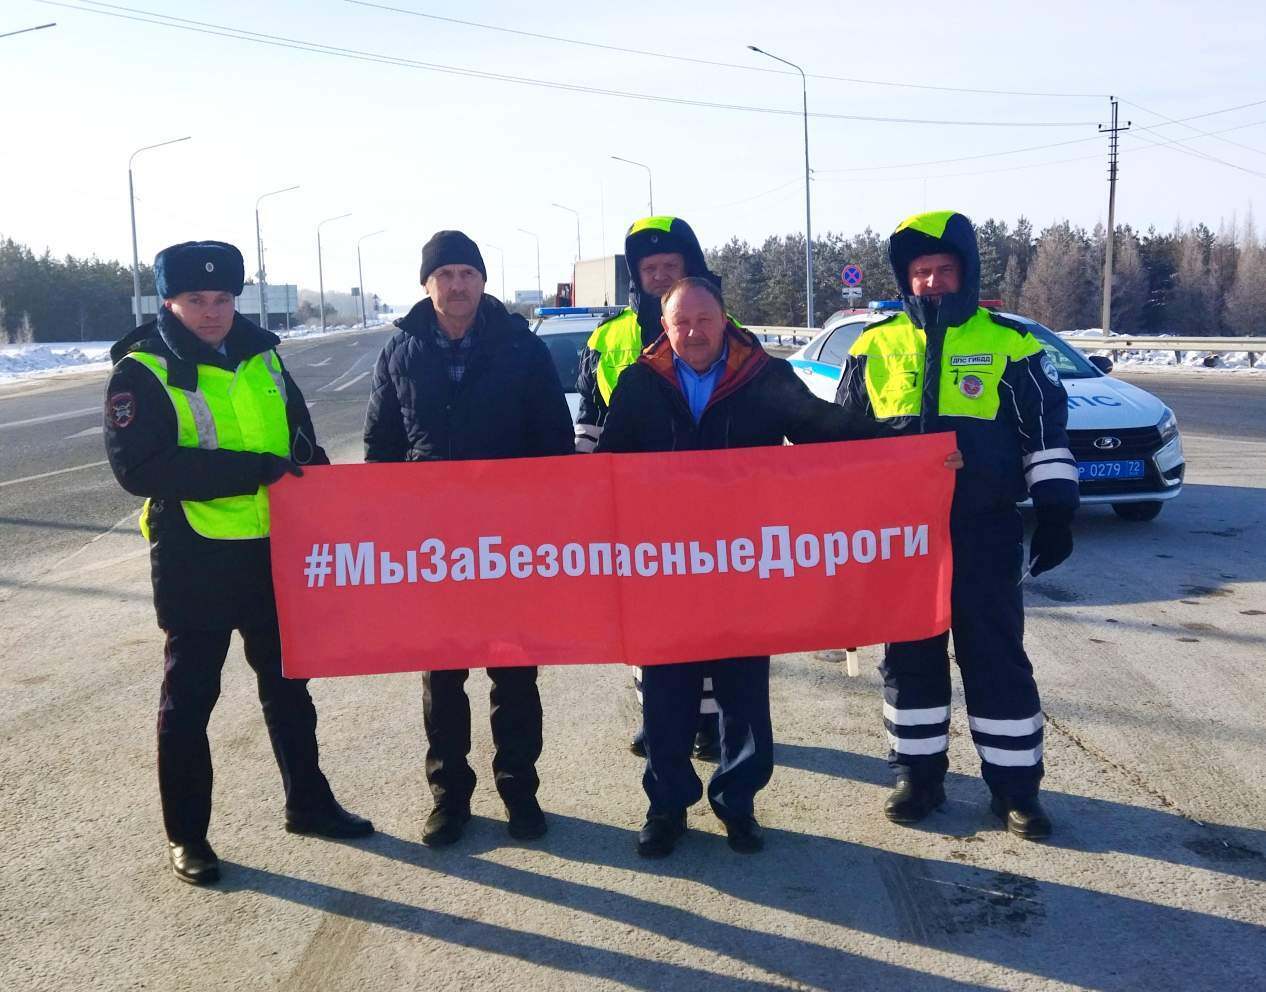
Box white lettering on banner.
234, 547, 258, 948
661, 542, 686, 576
689, 541, 715, 574
731, 538, 755, 573
379, 551, 405, 584
509, 544, 533, 578
758, 526, 795, 578
589, 543, 613, 576
794, 533, 821, 568
305, 521, 937, 589
336, 542, 375, 586
824, 532, 848, 575
479, 536, 507, 579
562, 543, 586, 577
451, 546, 476, 581
536, 544, 560, 578
419, 538, 446, 582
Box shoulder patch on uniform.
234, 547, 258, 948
106, 391, 136, 429
1040, 352, 1061, 385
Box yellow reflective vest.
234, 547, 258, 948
125, 350, 291, 541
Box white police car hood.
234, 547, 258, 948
1063, 373, 1167, 430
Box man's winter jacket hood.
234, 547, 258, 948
888, 210, 981, 330
624, 216, 719, 331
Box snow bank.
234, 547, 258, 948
0, 321, 388, 384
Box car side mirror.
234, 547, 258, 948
1088, 355, 1113, 375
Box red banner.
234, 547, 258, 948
270, 434, 956, 678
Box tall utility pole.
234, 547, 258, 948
1098, 97, 1131, 333
316, 213, 351, 335
749, 45, 814, 329
481, 242, 507, 303
518, 228, 542, 302
610, 156, 653, 215
356, 229, 386, 328
255, 185, 299, 330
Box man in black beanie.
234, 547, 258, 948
364, 229, 573, 847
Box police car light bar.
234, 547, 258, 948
868, 300, 903, 311
535, 306, 625, 317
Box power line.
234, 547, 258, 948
1122, 98, 1266, 159
1125, 128, 1266, 179
40, 1, 1099, 128
813, 106, 1266, 175
346, 0, 1106, 100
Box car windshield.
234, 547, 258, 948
538, 329, 591, 391
1015, 318, 1100, 380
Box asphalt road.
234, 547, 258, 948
1, 340, 1263, 991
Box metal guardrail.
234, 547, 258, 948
1062, 335, 1266, 352
750, 325, 820, 347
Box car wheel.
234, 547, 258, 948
1112, 501, 1163, 522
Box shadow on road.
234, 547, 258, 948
774, 743, 1266, 883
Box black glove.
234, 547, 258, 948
259, 453, 304, 486
1029, 508, 1073, 577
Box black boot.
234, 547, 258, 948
168, 839, 220, 885
637, 811, 687, 858
629, 726, 647, 758
990, 793, 1052, 840
722, 815, 765, 854
286, 800, 374, 839
884, 779, 946, 824
506, 798, 548, 840
422, 805, 471, 847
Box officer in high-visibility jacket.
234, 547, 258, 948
575, 215, 723, 760
835, 211, 1079, 839
104, 241, 372, 886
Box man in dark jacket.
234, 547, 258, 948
836, 210, 1079, 839
576, 215, 725, 761
598, 276, 895, 858
105, 241, 372, 886
363, 230, 573, 847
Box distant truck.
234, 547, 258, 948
572, 255, 630, 309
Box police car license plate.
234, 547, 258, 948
1078, 459, 1145, 481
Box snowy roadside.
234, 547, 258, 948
1062, 327, 1266, 374
0, 320, 388, 385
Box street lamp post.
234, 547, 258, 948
517, 228, 542, 303
748, 44, 815, 330
255, 185, 299, 330
128, 136, 191, 326
316, 213, 352, 335
610, 156, 654, 216
551, 203, 582, 261
482, 242, 507, 303
356, 229, 387, 328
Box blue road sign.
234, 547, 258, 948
841, 264, 864, 287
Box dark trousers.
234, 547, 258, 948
880, 510, 1044, 797
158, 622, 334, 843
641, 657, 773, 821
422, 666, 542, 811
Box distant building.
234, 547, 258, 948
514, 289, 544, 306
139, 285, 299, 330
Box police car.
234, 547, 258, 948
531, 306, 626, 422
789, 302, 1185, 521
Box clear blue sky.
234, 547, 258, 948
3, 0, 1263, 309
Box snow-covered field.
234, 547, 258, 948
0, 321, 386, 384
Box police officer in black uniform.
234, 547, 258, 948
104, 241, 372, 885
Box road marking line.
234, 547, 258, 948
319, 351, 372, 391
44, 548, 149, 584
0, 407, 98, 431
64, 425, 102, 439
0, 460, 109, 489
309, 357, 333, 367
333, 371, 370, 392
